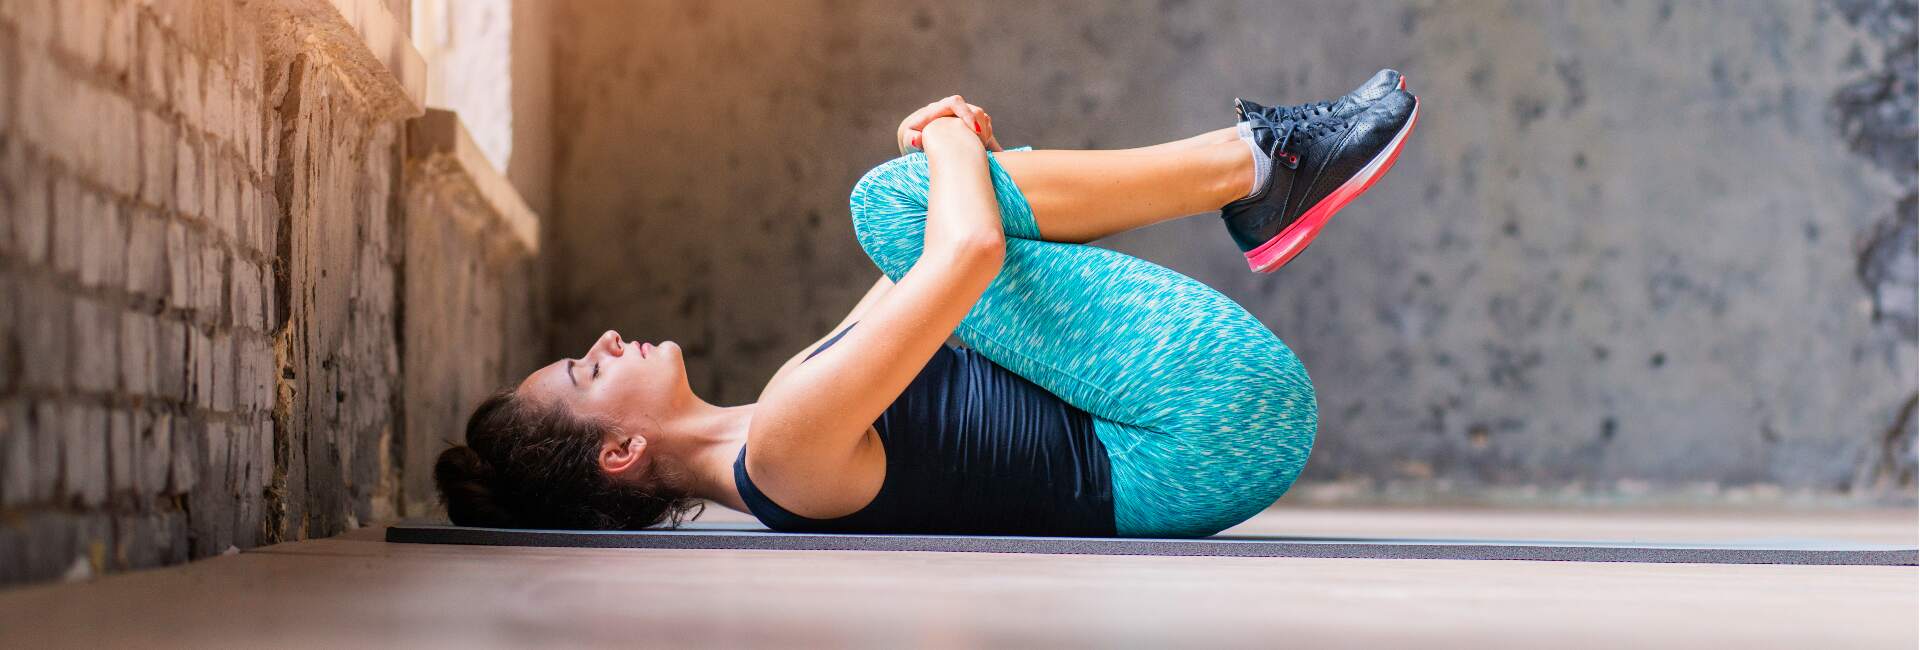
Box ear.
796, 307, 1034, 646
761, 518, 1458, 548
599, 435, 648, 476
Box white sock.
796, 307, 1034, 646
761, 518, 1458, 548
1236, 121, 1272, 199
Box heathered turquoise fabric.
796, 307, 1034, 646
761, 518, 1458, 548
847, 147, 1319, 537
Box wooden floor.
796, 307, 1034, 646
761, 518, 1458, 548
1, 506, 1913, 648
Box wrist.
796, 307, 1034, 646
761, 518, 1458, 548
921, 117, 980, 152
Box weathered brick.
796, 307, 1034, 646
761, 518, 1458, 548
135, 411, 170, 498
198, 140, 216, 228
175, 45, 203, 129
251, 337, 274, 412
0, 171, 10, 260
197, 242, 224, 315
235, 181, 258, 254
240, 103, 261, 179
231, 6, 259, 83
136, 13, 170, 106
165, 221, 195, 309
30, 402, 62, 500
0, 278, 13, 394
102, 0, 136, 77
212, 157, 237, 237
254, 186, 277, 255
108, 410, 133, 494
6, 144, 51, 264
139, 112, 175, 206
210, 332, 234, 413
1, 402, 31, 506
154, 318, 187, 401
50, 177, 85, 276
173, 134, 201, 218
204, 62, 232, 151
0, 22, 13, 134
70, 299, 119, 394
18, 50, 79, 159
142, 0, 201, 43
251, 419, 271, 495
126, 209, 169, 299
200, 418, 229, 497
227, 414, 251, 488
79, 200, 128, 289
230, 341, 251, 413
115, 511, 189, 570
190, 328, 212, 409
92, 87, 142, 198
1, 0, 56, 50
61, 404, 108, 507
56, 0, 111, 69
230, 258, 259, 331
119, 311, 157, 396
260, 255, 277, 327
19, 282, 72, 390
168, 416, 196, 494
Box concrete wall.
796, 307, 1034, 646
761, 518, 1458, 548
550, 0, 1917, 503
0, 0, 540, 585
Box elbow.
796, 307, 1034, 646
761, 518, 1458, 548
944, 232, 1006, 269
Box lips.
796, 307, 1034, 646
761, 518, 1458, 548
640, 342, 654, 358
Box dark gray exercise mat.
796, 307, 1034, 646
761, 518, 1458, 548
385, 522, 1918, 566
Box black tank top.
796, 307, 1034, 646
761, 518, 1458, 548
733, 324, 1116, 536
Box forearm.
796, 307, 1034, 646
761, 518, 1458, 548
920, 117, 1007, 256
753, 248, 995, 463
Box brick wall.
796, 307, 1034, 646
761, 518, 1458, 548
0, 0, 280, 579
0, 0, 536, 585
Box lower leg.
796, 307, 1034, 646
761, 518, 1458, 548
992, 136, 1253, 243
1118, 126, 1240, 154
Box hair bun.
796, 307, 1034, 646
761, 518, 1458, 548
434, 445, 518, 527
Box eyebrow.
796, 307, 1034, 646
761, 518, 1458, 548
565, 359, 578, 386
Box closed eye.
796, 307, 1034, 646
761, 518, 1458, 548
592, 362, 600, 379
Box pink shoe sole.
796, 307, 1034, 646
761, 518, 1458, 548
1244, 98, 1420, 274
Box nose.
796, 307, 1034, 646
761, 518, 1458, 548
590, 330, 625, 359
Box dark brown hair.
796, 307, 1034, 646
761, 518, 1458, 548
433, 389, 703, 529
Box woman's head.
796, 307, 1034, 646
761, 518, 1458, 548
433, 330, 704, 529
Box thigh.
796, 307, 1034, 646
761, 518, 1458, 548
851, 151, 1315, 434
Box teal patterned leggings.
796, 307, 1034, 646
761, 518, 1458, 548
848, 147, 1319, 537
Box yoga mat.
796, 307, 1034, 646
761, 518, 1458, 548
386, 522, 1917, 566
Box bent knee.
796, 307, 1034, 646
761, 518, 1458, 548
849, 154, 933, 278
849, 154, 930, 222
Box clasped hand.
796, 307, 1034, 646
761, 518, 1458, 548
896, 95, 1002, 155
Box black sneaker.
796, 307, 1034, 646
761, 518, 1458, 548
1234, 69, 1406, 125
1222, 88, 1419, 273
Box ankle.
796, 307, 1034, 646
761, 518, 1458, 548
1214, 138, 1257, 205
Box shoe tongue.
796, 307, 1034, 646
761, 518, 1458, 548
1234, 98, 1271, 121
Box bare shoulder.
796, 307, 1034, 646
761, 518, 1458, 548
743, 417, 887, 520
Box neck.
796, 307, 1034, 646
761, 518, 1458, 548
652, 395, 755, 513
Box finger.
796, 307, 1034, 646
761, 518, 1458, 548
905, 100, 960, 132
903, 100, 947, 130
972, 106, 993, 138
949, 101, 983, 134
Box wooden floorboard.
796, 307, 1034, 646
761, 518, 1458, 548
1, 506, 1914, 648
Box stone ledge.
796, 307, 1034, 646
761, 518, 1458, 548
249, 0, 426, 120
407, 109, 540, 254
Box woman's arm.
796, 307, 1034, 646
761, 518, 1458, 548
760, 274, 893, 397
749, 117, 1004, 502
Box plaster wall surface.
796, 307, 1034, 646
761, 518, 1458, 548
549, 0, 1917, 502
